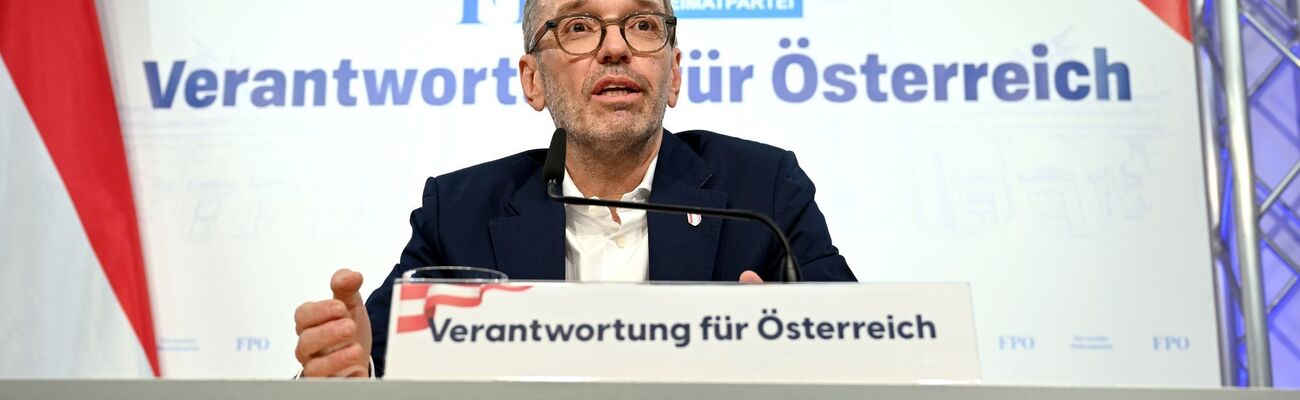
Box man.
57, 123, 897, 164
293, 0, 855, 378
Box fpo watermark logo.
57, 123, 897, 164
998, 335, 1036, 351
1152, 336, 1190, 351
456, 0, 802, 24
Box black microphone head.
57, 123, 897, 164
542, 128, 567, 187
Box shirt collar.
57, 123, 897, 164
562, 154, 659, 201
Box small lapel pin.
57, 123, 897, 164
687, 213, 702, 226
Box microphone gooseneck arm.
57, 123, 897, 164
542, 129, 802, 282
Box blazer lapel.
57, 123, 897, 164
647, 131, 728, 281
488, 169, 566, 280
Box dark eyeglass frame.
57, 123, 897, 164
526, 11, 678, 56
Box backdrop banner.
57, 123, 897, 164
94, 0, 1218, 385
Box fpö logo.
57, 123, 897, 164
456, 0, 803, 23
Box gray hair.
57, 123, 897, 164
522, 0, 676, 51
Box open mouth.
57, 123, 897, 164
591, 77, 644, 99
598, 87, 639, 96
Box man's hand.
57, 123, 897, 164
739, 270, 764, 284
294, 268, 373, 377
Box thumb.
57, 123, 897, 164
739, 270, 764, 284
331, 268, 365, 309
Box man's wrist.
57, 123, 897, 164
292, 356, 375, 379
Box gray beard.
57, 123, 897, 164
540, 63, 670, 157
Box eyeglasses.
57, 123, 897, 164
526, 11, 677, 56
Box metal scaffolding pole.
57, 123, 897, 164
1217, 0, 1274, 387
1189, 0, 1236, 385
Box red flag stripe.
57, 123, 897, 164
396, 315, 431, 333
1138, 0, 1192, 41
0, 0, 158, 375
399, 283, 431, 300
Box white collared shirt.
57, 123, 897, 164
562, 156, 658, 282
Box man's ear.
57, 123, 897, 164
519, 54, 546, 111
667, 47, 682, 108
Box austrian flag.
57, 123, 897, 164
0, 0, 157, 377
394, 284, 532, 334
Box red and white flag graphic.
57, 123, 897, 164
0, 0, 158, 377
1138, 0, 1191, 41
394, 284, 532, 333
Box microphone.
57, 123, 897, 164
542, 128, 802, 282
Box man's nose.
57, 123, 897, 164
595, 25, 631, 65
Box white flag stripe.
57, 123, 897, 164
0, 56, 152, 377
396, 298, 427, 318
426, 284, 489, 298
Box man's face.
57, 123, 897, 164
521, 0, 683, 151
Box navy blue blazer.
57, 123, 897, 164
364, 130, 855, 376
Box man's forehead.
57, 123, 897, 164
550, 0, 666, 16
